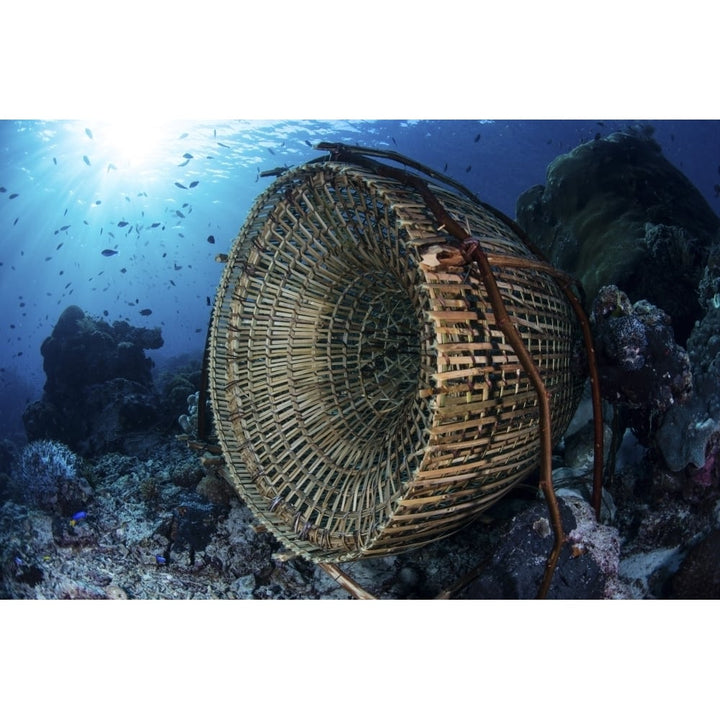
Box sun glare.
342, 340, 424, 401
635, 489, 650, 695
86, 119, 191, 170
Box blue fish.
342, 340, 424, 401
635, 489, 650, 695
83, 155, 91, 166
72, 510, 87, 521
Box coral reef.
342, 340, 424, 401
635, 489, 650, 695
22, 305, 166, 456
154, 354, 204, 428
6, 132, 720, 599
516, 130, 720, 344
511, 130, 720, 599
11, 439, 92, 514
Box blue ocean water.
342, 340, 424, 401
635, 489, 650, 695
1, 118, 719, 439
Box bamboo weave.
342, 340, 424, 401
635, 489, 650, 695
207, 161, 584, 561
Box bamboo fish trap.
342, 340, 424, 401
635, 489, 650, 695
205, 144, 589, 566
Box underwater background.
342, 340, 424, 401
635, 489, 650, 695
2, 118, 719, 442
3, 0, 720, 715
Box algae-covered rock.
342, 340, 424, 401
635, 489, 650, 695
516, 131, 720, 343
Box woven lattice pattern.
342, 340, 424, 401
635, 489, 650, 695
208, 162, 584, 561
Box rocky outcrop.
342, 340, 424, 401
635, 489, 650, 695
22, 305, 164, 456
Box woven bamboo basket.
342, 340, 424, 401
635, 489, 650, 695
207, 158, 585, 562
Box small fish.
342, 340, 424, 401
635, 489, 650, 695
176, 210, 185, 218
175, 182, 187, 189
56, 242, 63, 250
120, 268, 127, 274
215, 253, 228, 263
179, 133, 189, 140
178, 159, 190, 167
117, 221, 129, 227
474, 133, 481, 142
83, 155, 91, 166
101, 249, 118, 256
206, 296, 211, 306
72, 510, 87, 521
13, 217, 18, 226
0, 186, 5, 192
207, 235, 215, 244
465, 165, 472, 173
188, 180, 199, 188
95, 200, 102, 205
85, 128, 93, 139
60, 224, 70, 231
150, 222, 161, 228
53, 157, 57, 165
259, 166, 288, 178
304, 140, 312, 147
103, 310, 109, 316
182, 153, 193, 159
267, 147, 275, 155
156, 554, 167, 565
139, 308, 152, 316
107, 163, 117, 173
443, 163, 448, 172
391, 137, 397, 145
217, 141, 231, 148
8, 193, 18, 199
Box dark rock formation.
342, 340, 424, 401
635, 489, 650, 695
590, 285, 692, 444
516, 130, 720, 344
656, 304, 720, 473
22, 305, 164, 456
465, 495, 622, 599
670, 529, 720, 598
